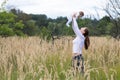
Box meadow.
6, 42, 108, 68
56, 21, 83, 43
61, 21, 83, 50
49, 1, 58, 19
0, 36, 120, 80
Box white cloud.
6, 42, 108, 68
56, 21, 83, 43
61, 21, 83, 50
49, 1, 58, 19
2, 0, 108, 19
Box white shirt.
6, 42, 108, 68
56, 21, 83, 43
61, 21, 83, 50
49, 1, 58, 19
72, 17, 85, 54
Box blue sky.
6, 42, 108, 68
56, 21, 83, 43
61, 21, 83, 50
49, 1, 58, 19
0, 0, 108, 19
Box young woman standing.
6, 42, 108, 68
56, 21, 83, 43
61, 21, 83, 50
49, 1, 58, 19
72, 12, 90, 73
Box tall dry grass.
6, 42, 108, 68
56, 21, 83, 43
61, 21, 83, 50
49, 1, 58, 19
0, 36, 120, 80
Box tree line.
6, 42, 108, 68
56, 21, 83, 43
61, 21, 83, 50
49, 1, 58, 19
0, 8, 119, 40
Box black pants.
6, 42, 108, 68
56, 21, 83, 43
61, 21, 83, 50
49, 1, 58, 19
72, 54, 84, 72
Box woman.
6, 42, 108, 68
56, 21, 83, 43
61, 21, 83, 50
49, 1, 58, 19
72, 13, 90, 73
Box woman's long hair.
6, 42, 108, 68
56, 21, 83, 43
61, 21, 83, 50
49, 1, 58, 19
83, 28, 90, 50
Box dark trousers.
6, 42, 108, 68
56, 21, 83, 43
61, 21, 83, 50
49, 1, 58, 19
72, 54, 84, 72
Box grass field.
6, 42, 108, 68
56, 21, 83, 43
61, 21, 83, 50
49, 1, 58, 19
0, 36, 120, 80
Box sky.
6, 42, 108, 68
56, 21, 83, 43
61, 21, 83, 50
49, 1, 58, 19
0, 0, 108, 19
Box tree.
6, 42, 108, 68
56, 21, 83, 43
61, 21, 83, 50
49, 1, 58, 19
0, 24, 14, 36
23, 20, 39, 36
97, 16, 111, 35
10, 9, 31, 23
0, 11, 25, 36
40, 26, 51, 41
104, 0, 120, 39
31, 14, 48, 27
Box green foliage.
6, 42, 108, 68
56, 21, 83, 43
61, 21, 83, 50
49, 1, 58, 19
23, 20, 39, 36
0, 24, 14, 36
64, 26, 74, 36
0, 8, 120, 39
96, 16, 111, 35
40, 27, 52, 41
14, 20, 24, 29
31, 14, 48, 27
0, 11, 16, 23
0, 11, 25, 36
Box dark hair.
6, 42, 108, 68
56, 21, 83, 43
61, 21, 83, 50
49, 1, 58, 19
83, 28, 90, 50
80, 11, 84, 17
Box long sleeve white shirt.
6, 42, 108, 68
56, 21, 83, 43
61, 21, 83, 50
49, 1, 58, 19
72, 17, 85, 54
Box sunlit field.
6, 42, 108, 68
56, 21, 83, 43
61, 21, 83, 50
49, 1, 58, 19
0, 36, 120, 80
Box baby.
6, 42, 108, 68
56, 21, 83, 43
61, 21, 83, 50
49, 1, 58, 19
66, 11, 84, 27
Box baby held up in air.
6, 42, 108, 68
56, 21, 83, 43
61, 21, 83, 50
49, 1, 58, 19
66, 11, 84, 27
